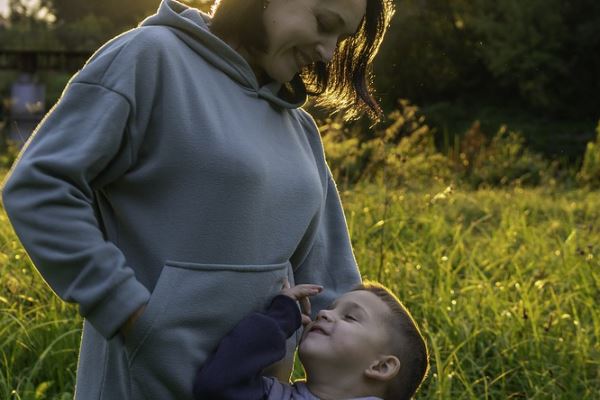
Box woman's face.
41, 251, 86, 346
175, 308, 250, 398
254, 0, 367, 84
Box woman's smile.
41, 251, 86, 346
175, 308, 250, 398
255, 0, 366, 83
293, 47, 313, 71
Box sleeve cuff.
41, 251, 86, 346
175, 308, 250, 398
266, 295, 302, 337
84, 275, 151, 339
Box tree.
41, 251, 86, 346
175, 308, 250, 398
467, 0, 568, 111
48, 0, 156, 27
373, 0, 486, 108
373, 0, 600, 117
2, 0, 61, 50
40, 0, 215, 50
7, 0, 55, 23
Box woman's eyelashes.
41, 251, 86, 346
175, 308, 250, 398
316, 15, 349, 46
315, 15, 334, 34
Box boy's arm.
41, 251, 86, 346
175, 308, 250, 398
193, 294, 303, 400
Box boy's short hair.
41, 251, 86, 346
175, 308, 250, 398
352, 281, 429, 400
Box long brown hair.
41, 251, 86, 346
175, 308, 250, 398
209, 0, 395, 123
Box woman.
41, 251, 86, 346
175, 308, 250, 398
1, 0, 394, 398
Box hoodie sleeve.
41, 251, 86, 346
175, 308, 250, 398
0, 30, 162, 339
193, 295, 301, 400
291, 110, 362, 317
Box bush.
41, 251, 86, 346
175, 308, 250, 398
324, 100, 454, 189
0, 139, 21, 170
321, 119, 365, 186
322, 101, 557, 190
454, 122, 555, 188
577, 121, 600, 188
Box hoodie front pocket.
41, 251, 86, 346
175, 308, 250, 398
124, 260, 293, 400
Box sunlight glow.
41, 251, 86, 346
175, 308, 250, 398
0, 0, 8, 18
0, 0, 56, 22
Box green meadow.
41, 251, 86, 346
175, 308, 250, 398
1, 168, 598, 398
2, 0, 600, 398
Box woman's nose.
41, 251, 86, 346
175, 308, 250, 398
315, 37, 337, 63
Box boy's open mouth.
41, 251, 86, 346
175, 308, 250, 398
309, 325, 329, 336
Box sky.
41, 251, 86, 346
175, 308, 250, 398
0, 0, 56, 22
0, 0, 43, 18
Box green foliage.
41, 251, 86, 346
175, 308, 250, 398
374, 0, 481, 108
0, 140, 21, 170
421, 101, 597, 162
48, 0, 155, 29
2, 174, 599, 398
343, 185, 600, 399
3, 0, 600, 120
454, 121, 555, 188
373, 0, 600, 118
54, 14, 117, 51
0, 206, 81, 400
320, 120, 364, 186
468, 0, 568, 111
0, 0, 214, 52
324, 101, 453, 189
0, 19, 63, 51
322, 101, 556, 190
577, 121, 600, 188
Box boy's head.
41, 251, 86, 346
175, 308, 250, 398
298, 281, 429, 400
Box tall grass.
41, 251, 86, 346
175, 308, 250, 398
1, 173, 599, 398
0, 199, 80, 400
344, 183, 599, 399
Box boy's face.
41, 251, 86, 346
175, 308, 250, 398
299, 290, 392, 374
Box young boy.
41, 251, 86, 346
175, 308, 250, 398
193, 281, 429, 400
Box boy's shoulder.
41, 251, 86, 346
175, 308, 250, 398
264, 379, 384, 400
263, 378, 319, 400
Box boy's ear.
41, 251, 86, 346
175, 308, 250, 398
364, 355, 401, 381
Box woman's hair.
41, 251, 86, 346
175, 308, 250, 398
352, 281, 430, 400
209, 0, 395, 123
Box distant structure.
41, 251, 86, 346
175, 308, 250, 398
0, 49, 91, 145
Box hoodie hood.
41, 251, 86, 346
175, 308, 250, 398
140, 0, 307, 109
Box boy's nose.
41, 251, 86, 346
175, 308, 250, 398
316, 309, 333, 321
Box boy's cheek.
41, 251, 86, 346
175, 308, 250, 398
298, 332, 314, 350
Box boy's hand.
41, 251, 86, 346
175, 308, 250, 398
280, 279, 323, 326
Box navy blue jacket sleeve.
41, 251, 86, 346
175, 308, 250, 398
193, 295, 301, 400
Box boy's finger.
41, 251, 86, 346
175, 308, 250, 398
281, 278, 290, 290
289, 284, 323, 297
299, 297, 311, 317
301, 314, 312, 326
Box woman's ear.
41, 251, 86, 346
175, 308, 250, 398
364, 355, 401, 381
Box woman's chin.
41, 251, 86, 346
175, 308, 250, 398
265, 65, 298, 84
270, 74, 294, 85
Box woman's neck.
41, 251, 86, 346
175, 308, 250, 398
208, 29, 272, 86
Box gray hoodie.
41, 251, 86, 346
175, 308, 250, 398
1, 1, 360, 399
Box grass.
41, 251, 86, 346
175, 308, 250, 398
342, 183, 599, 399
1, 171, 599, 399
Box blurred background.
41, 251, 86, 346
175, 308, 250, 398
0, 0, 599, 162
1, 2, 599, 398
